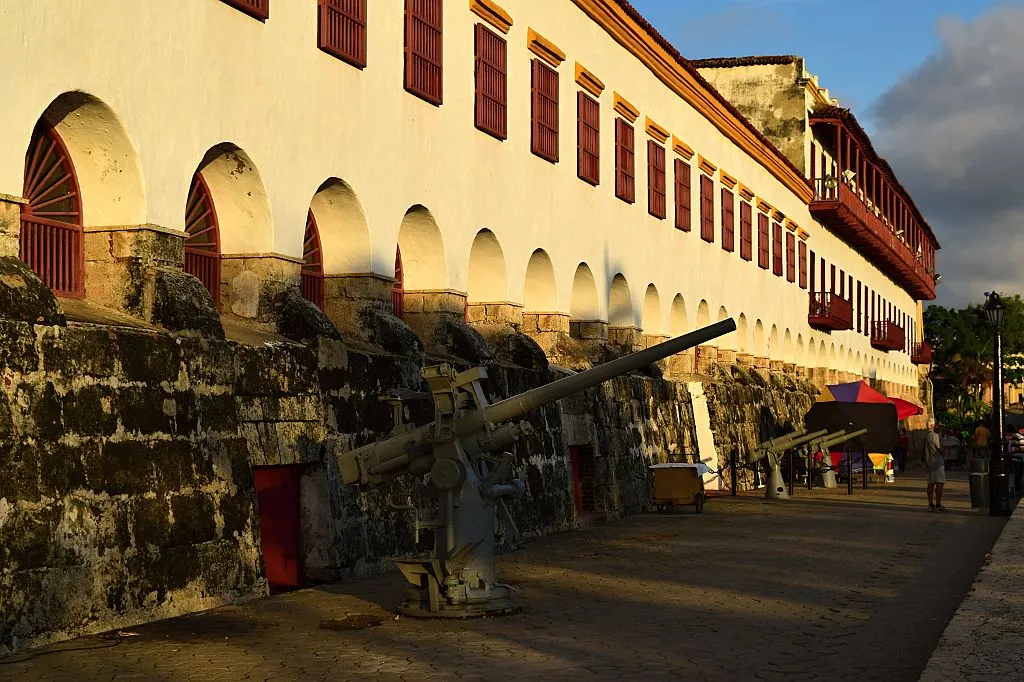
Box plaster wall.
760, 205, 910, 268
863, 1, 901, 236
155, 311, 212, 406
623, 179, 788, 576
0, 0, 918, 386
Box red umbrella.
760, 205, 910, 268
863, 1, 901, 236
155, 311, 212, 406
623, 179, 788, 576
888, 396, 924, 421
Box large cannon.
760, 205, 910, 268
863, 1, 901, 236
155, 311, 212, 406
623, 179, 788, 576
337, 319, 736, 617
748, 429, 828, 499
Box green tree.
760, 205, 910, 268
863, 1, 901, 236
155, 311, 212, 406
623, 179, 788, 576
925, 294, 1024, 419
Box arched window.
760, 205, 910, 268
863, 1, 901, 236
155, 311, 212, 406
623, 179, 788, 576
184, 173, 221, 307
21, 125, 83, 297
301, 210, 325, 310
392, 247, 404, 319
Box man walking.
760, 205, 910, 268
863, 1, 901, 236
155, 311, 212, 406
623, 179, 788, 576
924, 418, 946, 511
973, 421, 991, 461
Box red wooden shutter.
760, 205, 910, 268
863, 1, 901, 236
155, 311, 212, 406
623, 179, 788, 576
301, 210, 326, 310
318, 0, 366, 67
615, 119, 635, 203
474, 24, 506, 140
786, 232, 796, 282
648, 141, 666, 219
577, 92, 600, 185
20, 125, 84, 298
720, 188, 734, 251
393, 248, 405, 319
405, 0, 443, 105
739, 202, 752, 260
531, 60, 559, 162
772, 222, 783, 276
798, 240, 807, 289
674, 160, 691, 231
184, 173, 222, 308
757, 213, 769, 268
221, 0, 269, 20
700, 175, 714, 242
857, 282, 862, 332
809, 250, 816, 293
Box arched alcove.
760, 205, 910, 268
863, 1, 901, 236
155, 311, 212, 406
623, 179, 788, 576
194, 143, 273, 255
796, 334, 805, 366
36, 91, 146, 227
818, 340, 827, 368
642, 284, 662, 334
753, 320, 766, 357
736, 314, 749, 353
309, 178, 371, 274
609, 274, 634, 327
571, 263, 600, 320
397, 205, 447, 289
467, 229, 507, 302
783, 329, 793, 363
669, 295, 687, 335
523, 249, 558, 311
696, 300, 710, 328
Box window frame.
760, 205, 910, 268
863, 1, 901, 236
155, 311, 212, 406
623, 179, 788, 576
404, 0, 444, 106
772, 221, 784, 277
577, 91, 600, 185
648, 141, 667, 219
674, 159, 691, 231
220, 0, 269, 20
317, 0, 367, 68
474, 23, 507, 140
531, 59, 560, 163
720, 187, 735, 252
757, 212, 770, 269
699, 174, 714, 243
615, 118, 635, 203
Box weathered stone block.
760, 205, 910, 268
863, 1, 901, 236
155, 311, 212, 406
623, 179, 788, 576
0, 256, 65, 326
117, 332, 182, 384
571, 320, 608, 341
0, 195, 23, 259
152, 268, 224, 339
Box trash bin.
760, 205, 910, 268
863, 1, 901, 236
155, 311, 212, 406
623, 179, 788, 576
991, 472, 1013, 516
969, 457, 989, 509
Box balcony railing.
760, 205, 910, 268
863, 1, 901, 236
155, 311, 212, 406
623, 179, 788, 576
810, 178, 935, 300
871, 321, 905, 352
808, 292, 853, 331
911, 342, 933, 365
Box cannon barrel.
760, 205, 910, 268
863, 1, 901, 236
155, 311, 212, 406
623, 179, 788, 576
484, 318, 736, 425
757, 429, 829, 453
817, 428, 868, 450
339, 319, 735, 486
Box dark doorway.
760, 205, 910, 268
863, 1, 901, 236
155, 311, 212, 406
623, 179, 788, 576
253, 466, 302, 592
569, 446, 596, 514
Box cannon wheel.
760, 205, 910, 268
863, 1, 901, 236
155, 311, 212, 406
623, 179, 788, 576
694, 493, 706, 514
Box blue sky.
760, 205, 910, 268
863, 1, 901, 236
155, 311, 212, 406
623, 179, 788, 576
628, 0, 995, 131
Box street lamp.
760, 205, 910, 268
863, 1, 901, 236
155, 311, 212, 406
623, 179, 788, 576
984, 291, 1012, 516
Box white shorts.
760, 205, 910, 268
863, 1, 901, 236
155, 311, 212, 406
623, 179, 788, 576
927, 465, 945, 485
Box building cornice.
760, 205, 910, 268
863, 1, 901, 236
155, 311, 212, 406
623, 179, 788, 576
571, 0, 814, 204
575, 63, 605, 96
527, 28, 565, 67
470, 0, 513, 34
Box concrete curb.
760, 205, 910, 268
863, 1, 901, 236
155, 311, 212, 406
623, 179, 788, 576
919, 503, 1024, 681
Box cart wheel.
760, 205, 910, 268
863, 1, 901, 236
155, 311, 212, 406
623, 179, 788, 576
665, 501, 675, 514
694, 493, 705, 514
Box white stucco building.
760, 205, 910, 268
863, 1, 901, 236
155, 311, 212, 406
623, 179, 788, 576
0, 0, 938, 394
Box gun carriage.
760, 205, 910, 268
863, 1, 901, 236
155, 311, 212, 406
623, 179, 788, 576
336, 319, 736, 617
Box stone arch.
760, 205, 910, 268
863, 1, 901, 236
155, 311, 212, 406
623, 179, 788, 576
753, 320, 766, 357
847, 348, 854, 372
736, 314, 749, 353
467, 229, 507, 302
768, 325, 780, 360
796, 333, 805, 366
696, 300, 710, 328
608, 274, 634, 327
523, 249, 558, 311
34, 92, 146, 227
642, 284, 663, 335
571, 263, 600, 320
856, 351, 862, 375
783, 329, 793, 363
839, 345, 846, 372
194, 143, 273, 255
397, 205, 447, 289
308, 178, 371, 274
818, 340, 827, 367
669, 295, 688, 335
829, 343, 837, 366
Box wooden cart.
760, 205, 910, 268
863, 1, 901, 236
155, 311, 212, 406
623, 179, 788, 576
650, 463, 708, 514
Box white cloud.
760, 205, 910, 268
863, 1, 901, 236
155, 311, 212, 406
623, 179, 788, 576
871, 5, 1024, 307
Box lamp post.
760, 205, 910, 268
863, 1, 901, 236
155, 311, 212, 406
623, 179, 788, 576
984, 291, 1012, 516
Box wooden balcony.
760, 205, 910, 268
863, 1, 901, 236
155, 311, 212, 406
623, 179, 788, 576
871, 321, 905, 352
810, 179, 935, 301
808, 292, 853, 331
911, 342, 933, 365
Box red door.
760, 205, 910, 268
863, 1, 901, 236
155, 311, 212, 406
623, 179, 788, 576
253, 466, 302, 592
569, 447, 584, 514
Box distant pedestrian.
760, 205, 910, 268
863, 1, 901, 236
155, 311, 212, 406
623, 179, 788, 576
973, 421, 991, 460
924, 418, 946, 512
895, 427, 909, 474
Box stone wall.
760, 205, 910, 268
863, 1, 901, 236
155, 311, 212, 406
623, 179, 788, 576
0, 257, 853, 655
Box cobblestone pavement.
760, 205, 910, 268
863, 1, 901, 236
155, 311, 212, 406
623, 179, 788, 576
1, 468, 1006, 681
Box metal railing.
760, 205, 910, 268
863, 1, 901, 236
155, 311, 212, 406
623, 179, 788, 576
185, 249, 221, 311
19, 216, 83, 298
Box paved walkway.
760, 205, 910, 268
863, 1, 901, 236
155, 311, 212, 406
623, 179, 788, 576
920, 495, 1024, 681
0, 469, 1006, 681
